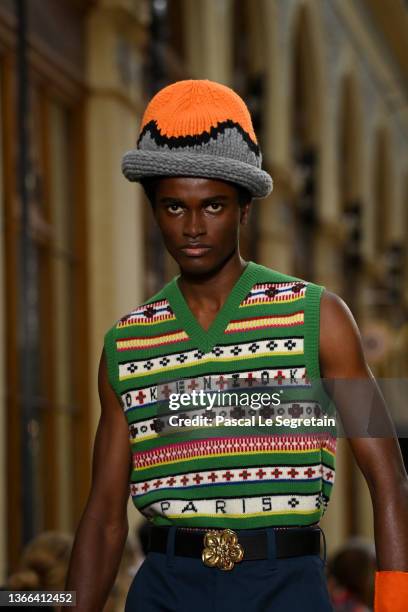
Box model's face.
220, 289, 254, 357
152, 177, 251, 274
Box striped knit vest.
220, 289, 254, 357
104, 261, 337, 529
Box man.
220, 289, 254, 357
66, 80, 408, 611
327, 538, 376, 611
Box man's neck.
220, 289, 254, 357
177, 254, 248, 312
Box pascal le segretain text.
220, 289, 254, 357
168, 414, 336, 429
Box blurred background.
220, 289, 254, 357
0, 0, 407, 608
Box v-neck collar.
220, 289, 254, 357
166, 260, 258, 354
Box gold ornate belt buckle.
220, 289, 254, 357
201, 528, 244, 570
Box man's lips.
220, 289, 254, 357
180, 245, 212, 257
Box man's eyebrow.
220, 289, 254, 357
157, 195, 230, 204
158, 197, 184, 204
202, 195, 229, 203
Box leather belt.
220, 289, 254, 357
148, 526, 321, 569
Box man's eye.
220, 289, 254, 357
206, 202, 222, 211
167, 203, 183, 213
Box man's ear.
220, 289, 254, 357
240, 201, 252, 225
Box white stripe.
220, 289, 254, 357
119, 338, 304, 381
130, 465, 335, 496
140, 493, 328, 519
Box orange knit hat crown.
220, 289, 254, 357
122, 79, 273, 199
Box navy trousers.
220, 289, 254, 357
125, 526, 333, 612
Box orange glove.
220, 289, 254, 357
374, 571, 408, 612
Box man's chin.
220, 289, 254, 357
179, 259, 212, 273
175, 254, 219, 276
170, 248, 237, 277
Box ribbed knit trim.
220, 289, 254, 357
304, 282, 325, 381
165, 260, 261, 354
104, 326, 121, 400
121, 150, 273, 199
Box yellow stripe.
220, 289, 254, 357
240, 295, 303, 307
117, 331, 188, 350
163, 509, 320, 519
226, 313, 304, 332
117, 316, 176, 328
131, 433, 158, 443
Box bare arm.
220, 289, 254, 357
319, 290, 408, 570
65, 349, 132, 610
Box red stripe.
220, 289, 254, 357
133, 434, 330, 469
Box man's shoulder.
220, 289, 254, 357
104, 282, 174, 339
319, 289, 357, 333
319, 289, 369, 377
251, 261, 323, 289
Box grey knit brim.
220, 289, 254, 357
121, 150, 273, 199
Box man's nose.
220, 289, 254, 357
183, 210, 206, 237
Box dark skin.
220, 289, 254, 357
152, 177, 252, 330
319, 292, 408, 570
64, 353, 131, 611
65, 177, 408, 610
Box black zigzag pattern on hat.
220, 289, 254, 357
137, 119, 260, 156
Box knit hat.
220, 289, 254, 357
122, 79, 273, 199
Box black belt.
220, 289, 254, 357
148, 526, 321, 563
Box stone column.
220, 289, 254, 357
182, 0, 233, 85
86, 0, 147, 531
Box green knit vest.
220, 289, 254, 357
104, 261, 336, 529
